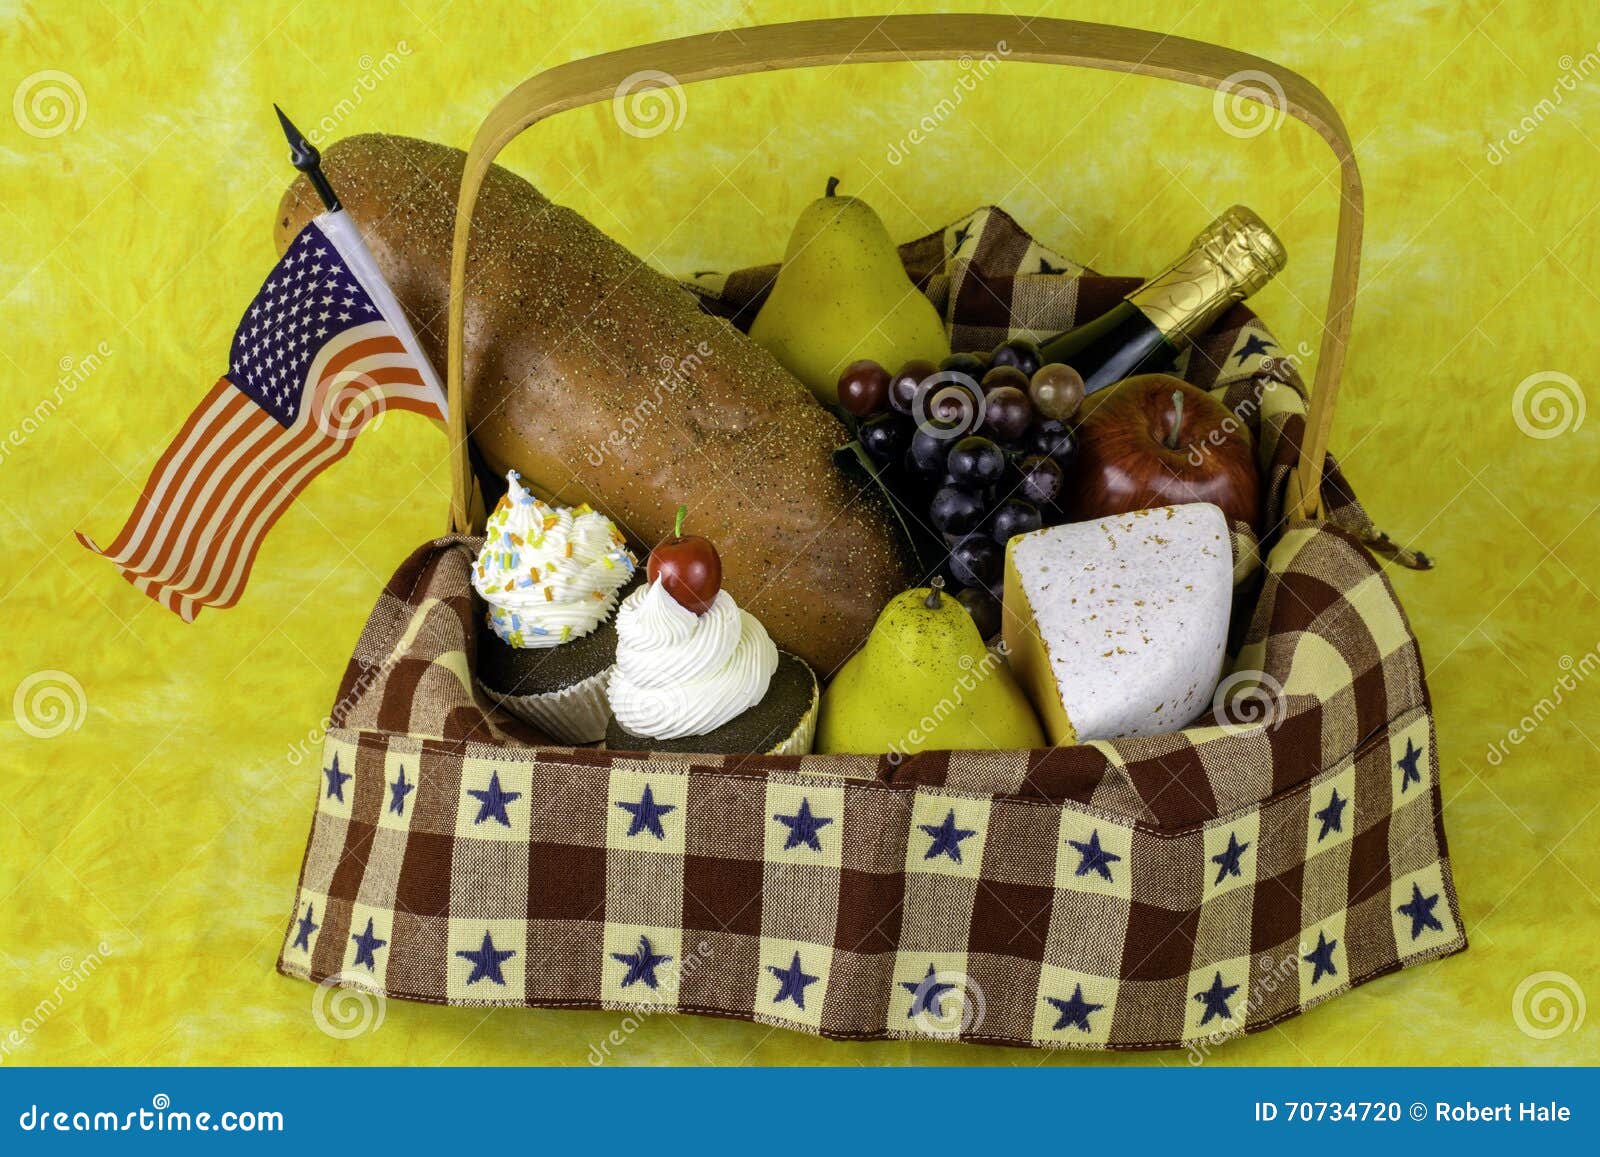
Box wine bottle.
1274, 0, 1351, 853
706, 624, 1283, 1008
1038, 206, 1286, 395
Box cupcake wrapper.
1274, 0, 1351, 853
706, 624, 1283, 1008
481, 665, 613, 745
765, 659, 819, 756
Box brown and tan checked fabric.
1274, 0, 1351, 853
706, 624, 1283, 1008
279, 208, 1462, 1049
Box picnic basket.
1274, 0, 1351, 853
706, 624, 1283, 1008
278, 14, 1465, 1050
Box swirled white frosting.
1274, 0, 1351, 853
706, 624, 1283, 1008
607, 580, 778, 740
471, 472, 636, 649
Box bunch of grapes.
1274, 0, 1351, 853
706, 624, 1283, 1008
839, 338, 1086, 636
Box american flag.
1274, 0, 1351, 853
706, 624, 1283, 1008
77, 211, 448, 622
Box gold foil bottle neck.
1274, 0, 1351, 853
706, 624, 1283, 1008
1128, 206, 1287, 342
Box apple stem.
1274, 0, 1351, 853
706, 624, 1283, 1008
1165, 389, 1185, 451
924, 575, 945, 609
826, 176, 840, 197
673, 504, 686, 538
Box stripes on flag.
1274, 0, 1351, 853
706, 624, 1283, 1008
77, 214, 447, 621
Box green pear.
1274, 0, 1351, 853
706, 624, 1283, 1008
750, 177, 950, 405
818, 580, 1044, 756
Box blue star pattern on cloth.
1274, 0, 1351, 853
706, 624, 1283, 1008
457, 930, 516, 986
467, 770, 521, 827
617, 784, 676, 840
1397, 882, 1444, 940
1397, 739, 1423, 792
774, 798, 834, 851
1211, 832, 1250, 885
901, 964, 958, 1020
350, 917, 387, 970
388, 765, 414, 816
768, 952, 820, 1010
1194, 971, 1239, 1026
1069, 829, 1122, 881
612, 936, 672, 990
920, 809, 977, 863
292, 903, 319, 951
1045, 984, 1104, 1033
1304, 931, 1339, 984
1314, 788, 1347, 841
323, 754, 351, 802
1233, 332, 1275, 365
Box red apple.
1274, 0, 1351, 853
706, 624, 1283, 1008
647, 505, 722, 613
1068, 374, 1260, 528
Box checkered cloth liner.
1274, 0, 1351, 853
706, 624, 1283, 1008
279, 208, 1462, 1049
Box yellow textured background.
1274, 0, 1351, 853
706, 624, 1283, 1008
3, 0, 1597, 1066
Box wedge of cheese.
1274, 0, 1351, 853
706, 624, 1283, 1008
1002, 504, 1233, 744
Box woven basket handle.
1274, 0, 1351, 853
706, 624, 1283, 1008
446, 14, 1361, 530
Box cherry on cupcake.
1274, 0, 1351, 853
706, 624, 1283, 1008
648, 505, 722, 614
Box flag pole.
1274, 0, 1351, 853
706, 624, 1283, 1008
273, 104, 341, 213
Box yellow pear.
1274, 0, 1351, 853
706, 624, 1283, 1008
750, 178, 950, 405
818, 579, 1044, 756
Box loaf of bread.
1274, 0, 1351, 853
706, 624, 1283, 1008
276, 134, 909, 675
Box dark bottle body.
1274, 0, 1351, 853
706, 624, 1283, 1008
1036, 302, 1179, 396
1037, 206, 1287, 397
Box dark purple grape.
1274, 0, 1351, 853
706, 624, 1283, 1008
980, 365, 1030, 395
910, 420, 959, 473
949, 534, 1002, 588
838, 359, 890, 416
859, 412, 912, 463
989, 498, 1042, 545
925, 377, 983, 429
946, 436, 1005, 487
981, 385, 1033, 442
930, 485, 986, 536
889, 359, 938, 414
1017, 454, 1064, 505
956, 586, 1002, 639
1029, 418, 1078, 466
991, 337, 1043, 378
939, 352, 989, 378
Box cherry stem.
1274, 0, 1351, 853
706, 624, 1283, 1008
826, 176, 840, 197
924, 575, 945, 609
673, 504, 686, 538
1165, 389, 1185, 451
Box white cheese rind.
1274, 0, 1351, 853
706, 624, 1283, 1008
1007, 504, 1233, 742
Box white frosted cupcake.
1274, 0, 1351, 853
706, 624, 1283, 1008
471, 471, 637, 743
603, 513, 816, 755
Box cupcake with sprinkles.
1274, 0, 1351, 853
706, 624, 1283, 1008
471, 470, 639, 743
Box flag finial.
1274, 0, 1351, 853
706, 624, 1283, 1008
273, 104, 341, 213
